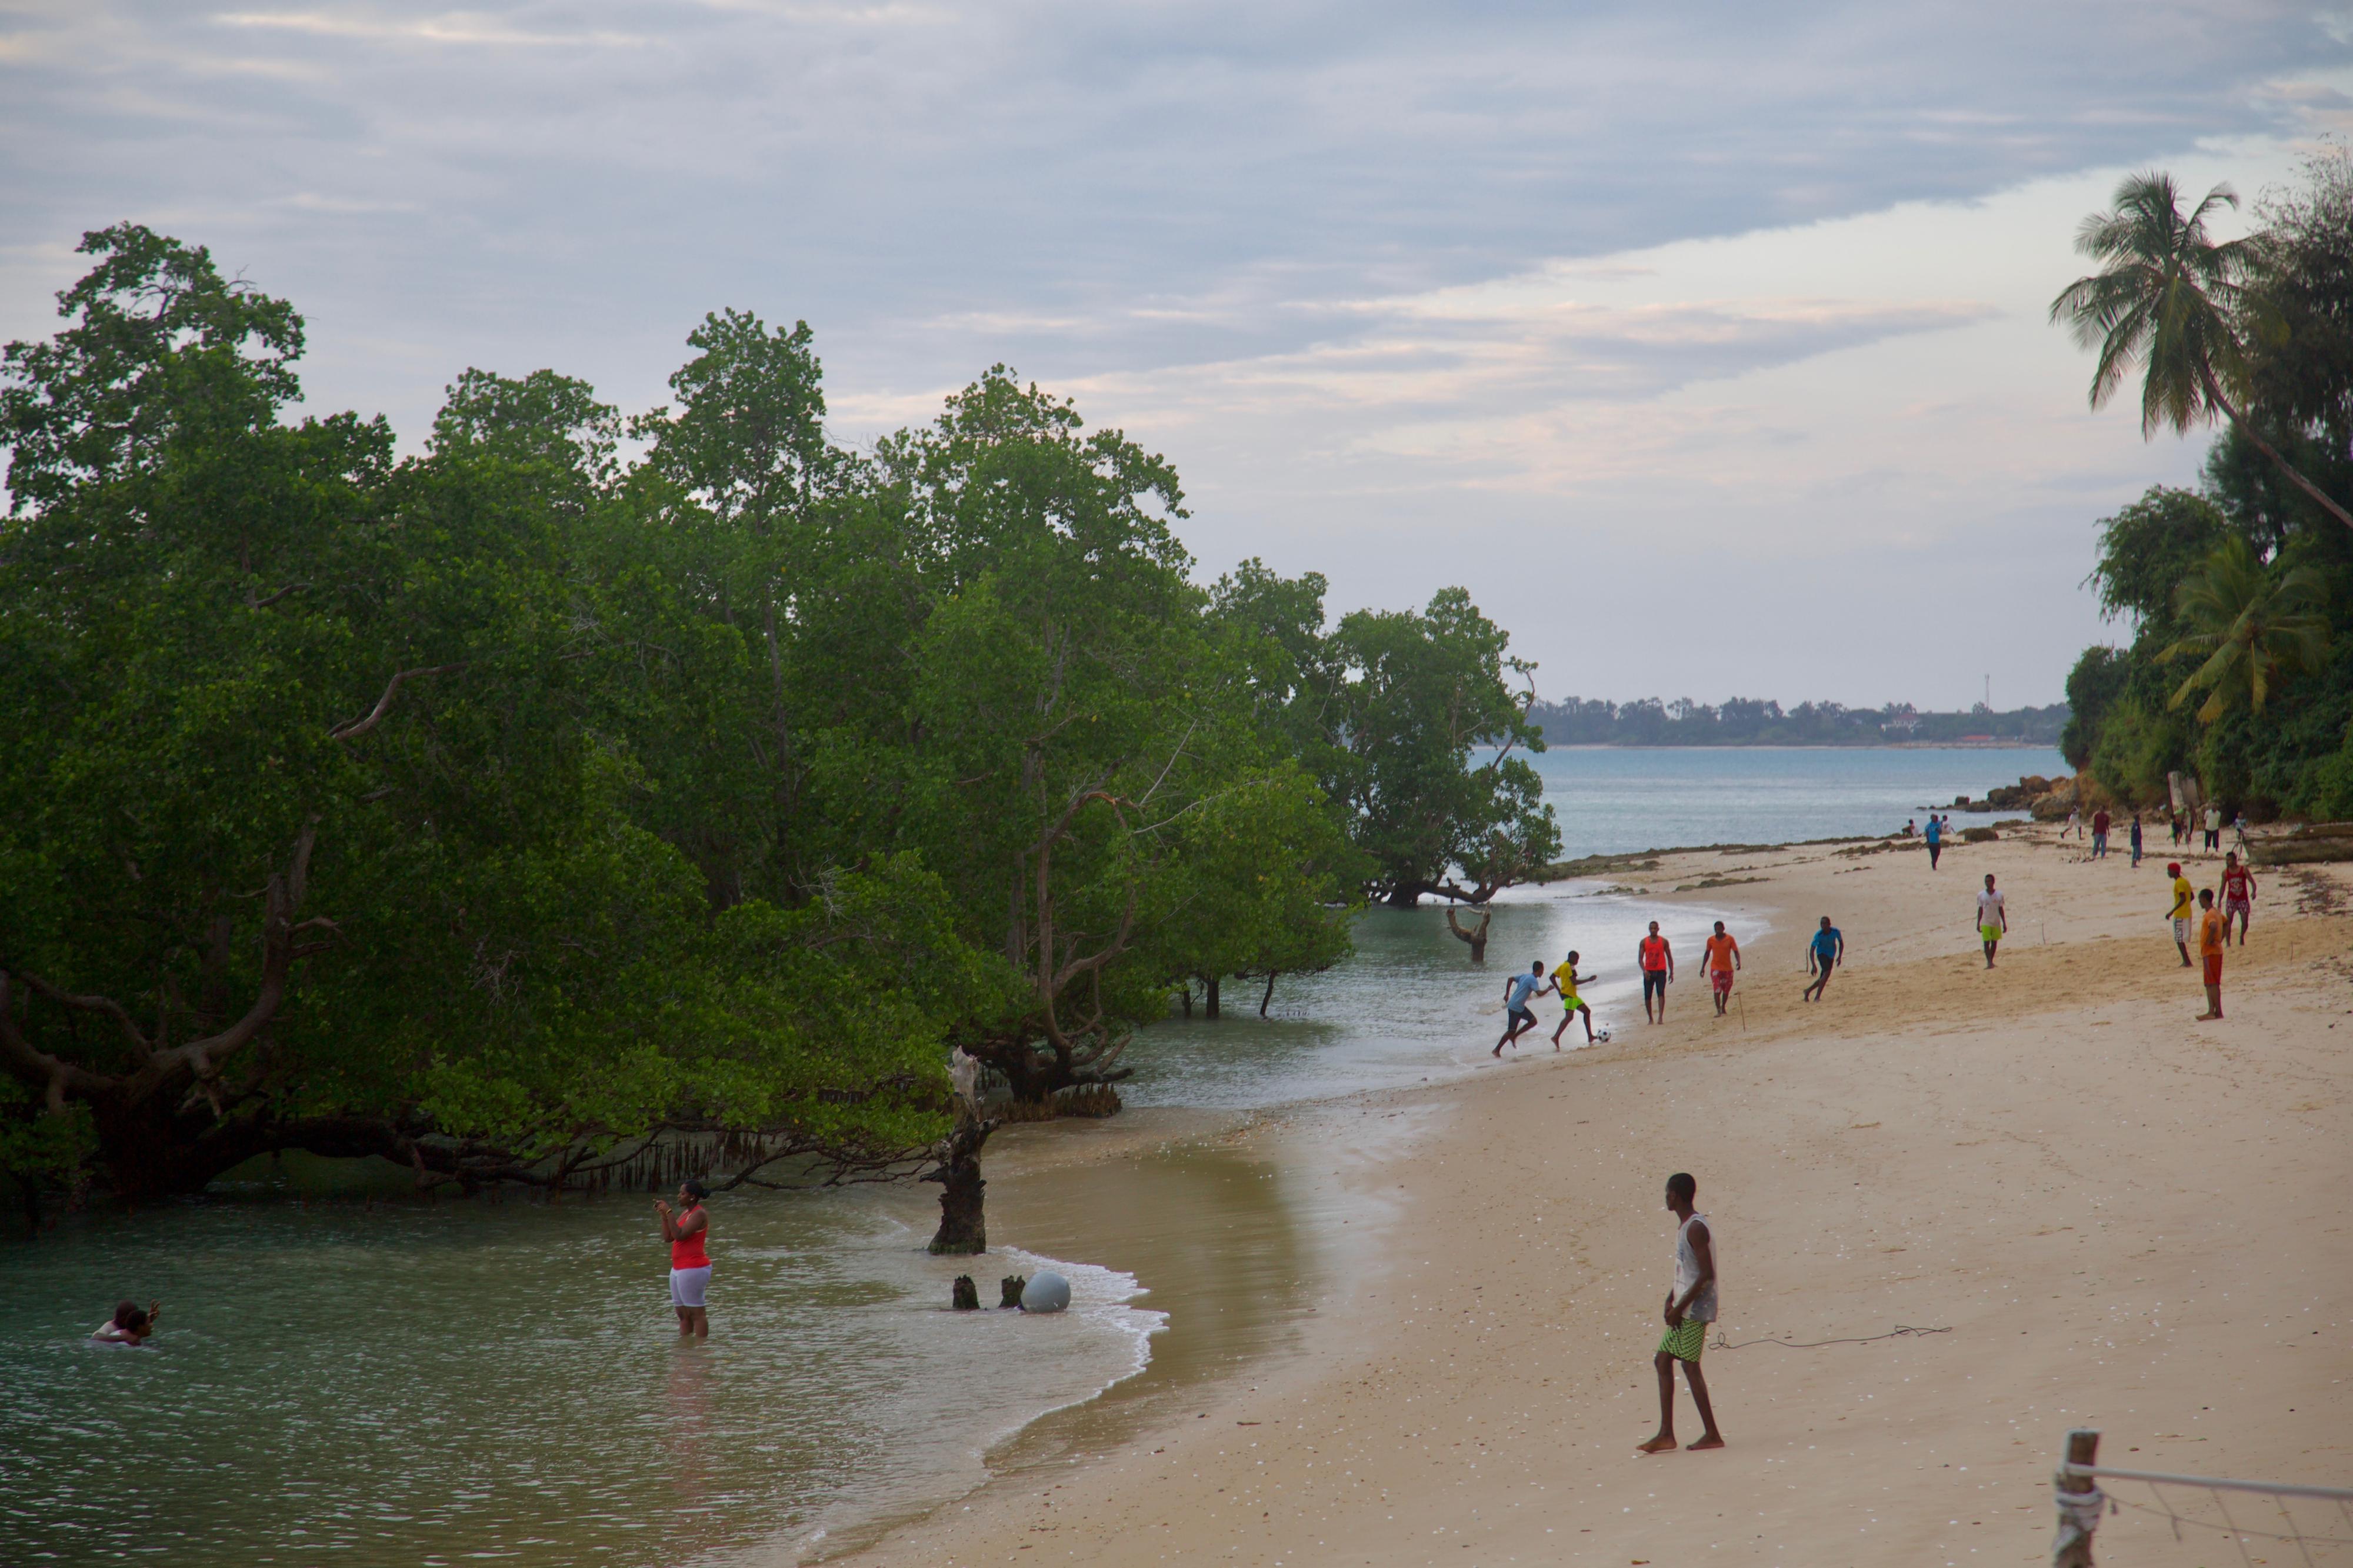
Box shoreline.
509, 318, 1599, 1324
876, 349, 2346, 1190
822, 823, 2352, 1566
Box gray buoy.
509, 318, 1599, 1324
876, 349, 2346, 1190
1020, 1270, 1071, 1313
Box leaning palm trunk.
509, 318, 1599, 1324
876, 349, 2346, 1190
2198, 365, 2353, 531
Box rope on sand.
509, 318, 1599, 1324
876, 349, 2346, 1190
1709, 1323, 1953, 1351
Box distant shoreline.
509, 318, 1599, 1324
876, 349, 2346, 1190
1528, 740, 2061, 751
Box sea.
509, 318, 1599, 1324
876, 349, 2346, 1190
0, 746, 2061, 1567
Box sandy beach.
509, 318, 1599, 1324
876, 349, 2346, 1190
818, 823, 2351, 1568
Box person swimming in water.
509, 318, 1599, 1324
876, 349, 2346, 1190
90, 1300, 159, 1346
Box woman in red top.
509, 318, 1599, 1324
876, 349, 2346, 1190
656, 1178, 712, 1340
1637, 921, 1674, 1024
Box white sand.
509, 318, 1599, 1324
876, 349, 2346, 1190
830, 828, 2351, 1566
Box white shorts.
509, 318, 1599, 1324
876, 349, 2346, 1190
2172, 917, 2191, 944
670, 1266, 711, 1309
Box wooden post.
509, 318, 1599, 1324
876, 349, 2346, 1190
2052, 1427, 2101, 1567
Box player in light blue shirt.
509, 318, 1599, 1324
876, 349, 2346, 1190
1494, 961, 1545, 1055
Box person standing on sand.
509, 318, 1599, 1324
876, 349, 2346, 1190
2219, 852, 2257, 946
2204, 802, 2222, 852
2129, 813, 2144, 868
1545, 952, 1596, 1046
1702, 922, 1740, 1016
1494, 961, 1544, 1056
1638, 922, 1675, 1023
1638, 1172, 1723, 1454
2090, 806, 2111, 859
1924, 813, 1943, 869
656, 1178, 712, 1340
2063, 805, 2081, 841
1975, 873, 2007, 968
2195, 888, 2225, 1020
1802, 916, 1843, 1002
2167, 861, 2195, 968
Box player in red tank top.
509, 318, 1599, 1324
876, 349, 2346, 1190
655, 1178, 712, 1339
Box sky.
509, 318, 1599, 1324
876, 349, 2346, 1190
5, 2, 2351, 711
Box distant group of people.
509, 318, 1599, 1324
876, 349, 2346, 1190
1492, 912, 1847, 1056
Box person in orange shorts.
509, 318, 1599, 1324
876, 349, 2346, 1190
2194, 886, 2224, 1022
1701, 920, 1741, 1016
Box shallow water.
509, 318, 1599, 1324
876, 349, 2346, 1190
0, 1178, 1159, 1567
1125, 886, 1739, 1111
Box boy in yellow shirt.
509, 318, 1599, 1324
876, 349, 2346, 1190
2166, 861, 2195, 968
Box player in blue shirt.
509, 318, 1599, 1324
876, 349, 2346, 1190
1802, 917, 1844, 1002
1494, 961, 1545, 1055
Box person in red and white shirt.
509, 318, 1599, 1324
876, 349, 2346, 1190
2219, 852, 2258, 946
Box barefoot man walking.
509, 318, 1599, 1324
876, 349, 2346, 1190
1702, 921, 1740, 1016
1638, 1172, 1724, 1453
1638, 922, 1674, 1024
1976, 873, 2007, 969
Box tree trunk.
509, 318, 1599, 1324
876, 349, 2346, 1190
2205, 369, 2353, 531
1177, 983, 1192, 1019
1202, 975, 1221, 1019
1446, 906, 1491, 963
925, 1112, 991, 1255
1258, 972, 1278, 1016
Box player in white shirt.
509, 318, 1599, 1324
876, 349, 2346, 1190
1976, 873, 2007, 969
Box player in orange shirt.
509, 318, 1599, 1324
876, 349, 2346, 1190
2194, 887, 2225, 1022
1701, 921, 1741, 1016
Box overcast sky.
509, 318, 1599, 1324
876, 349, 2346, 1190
6, 2, 2351, 710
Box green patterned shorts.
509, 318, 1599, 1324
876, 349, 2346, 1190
1657, 1319, 1707, 1362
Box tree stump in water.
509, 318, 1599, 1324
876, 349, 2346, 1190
926, 1110, 991, 1255
952, 1275, 981, 1310
1447, 905, 1492, 963
999, 1275, 1028, 1308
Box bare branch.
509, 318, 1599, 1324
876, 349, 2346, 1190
12, 970, 155, 1057
245, 582, 308, 610
331, 663, 465, 742
0, 972, 124, 1110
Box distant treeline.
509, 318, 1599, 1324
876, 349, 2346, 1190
1527, 697, 2069, 748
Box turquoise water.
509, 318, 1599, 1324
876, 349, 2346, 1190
1527, 745, 2067, 859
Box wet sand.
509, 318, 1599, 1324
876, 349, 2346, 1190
822, 828, 2352, 1567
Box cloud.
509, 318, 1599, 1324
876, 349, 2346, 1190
3, 0, 2349, 706
210, 9, 648, 47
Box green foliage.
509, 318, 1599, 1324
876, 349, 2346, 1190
2085, 487, 2228, 629
2160, 537, 2329, 722
2049, 172, 2258, 436
2059, 154, 2353, 813
2061, 647, 2132, 770
2053, 168, 2353, 531
1317, 589, 1561, 905
2, 227, 1554, 1193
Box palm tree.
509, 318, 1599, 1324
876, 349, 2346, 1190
2050, 171, 2353, 532
2161, 536, 2329, 722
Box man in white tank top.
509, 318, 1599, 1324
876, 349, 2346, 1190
1638, 1171, 1724, 1452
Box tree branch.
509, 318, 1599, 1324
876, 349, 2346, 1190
331, 663, 466, 742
